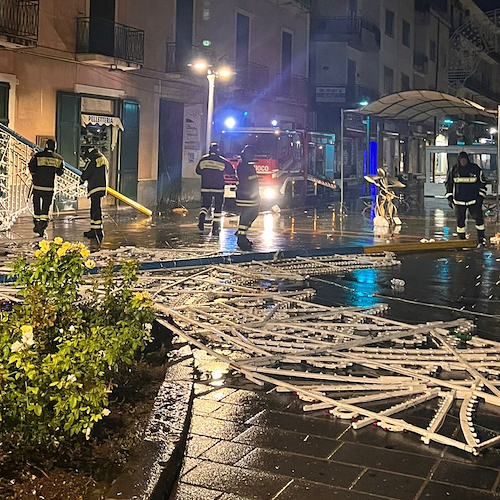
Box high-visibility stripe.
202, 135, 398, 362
37, 157, 62, 168
453, 199, 477, 206
96, 157, 108, 168
33, 185, 54, 192
201, 188, 224, 193
88, 186, 107, 197
236, 199, 259, 206
454, 177, 477, 183
248, 175, 259, 180
457, 227, 466, 233
199, 160, 225, 171
445, 192, 453, 198
90, 220, 102, 224
476, 225, 485, 230
238, 224, 249, 230
199, 208, 208, 214
213, 213, 222, 219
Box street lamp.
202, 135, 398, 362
190, 60, 234, 153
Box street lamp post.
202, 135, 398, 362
206, 71, 216, 153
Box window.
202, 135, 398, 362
281, 31, 293, 96
384, 66, 394, 95
401, 73, 410, 91
429, 40, 436, 62
348, 0, 357, 16
385, 9, 395, 37
236, 13, 250, 72
0, 83, 9, 126
402, 20, 411, 47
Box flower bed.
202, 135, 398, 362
0, 238, 160, 499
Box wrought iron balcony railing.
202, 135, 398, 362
0, 0, 39, 45
235, 62, 270, 93
311, 16, 381, 48
166, 42, 217, 73
275, 74, 309, 104
76, 17, 144, 66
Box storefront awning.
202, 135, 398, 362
81, 114, 124, 150
355, 90, 494, 123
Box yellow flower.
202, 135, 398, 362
84, 259, 96, 269
77, 242, 86, 249
62, 242, 72, 251
54, 237, 63, 245
21, 325, 33, 334
80, 249, 91, 258
34, 250, 41, 258
57, 247, 67, 258
39, 240, 50, 254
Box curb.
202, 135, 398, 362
105, 341, 194, 500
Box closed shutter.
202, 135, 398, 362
118, 100, 140, 200
0, 83, 10, 126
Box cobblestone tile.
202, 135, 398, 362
200, 441, 255, 465
170, 482, 222, 500
431, 461, 498, 490
185, 435, 219, 458
352, 470, 423, 500
190, 415, 247, 440
420, 481, 499, 500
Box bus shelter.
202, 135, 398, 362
340, 90, 498, 210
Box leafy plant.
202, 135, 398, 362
0, 239, 155, 450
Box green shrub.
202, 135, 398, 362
0, 238, 155, 450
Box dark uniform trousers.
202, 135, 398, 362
33, 189, 53, 228
200, 190, 224, 228
455, 201, 485, 238
236, 198, 260, 236
90, 193, 104, 230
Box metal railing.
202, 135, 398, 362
166, 42, 217, 73
311, 16, 381, 47
0, 0, 39, 43
275, 74, 309, 103
235, 62, 269, 93
414, 52, 428, 73
76, 17, 144, 65
465, 75, 500, 103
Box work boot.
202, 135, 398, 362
36, 221, 48, 238
212, 222, 220, 236
237, 235, 253, 251
84, 229, 104, 243
83, 230, 94, 239
198, 213, 206, 231
477, 230, 486, 247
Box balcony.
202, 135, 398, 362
414, 52, 428, 75
465, 75, 500, 103
311, 17, 380, 51
275, 74, 308, 104
76, 17, 144, 71
166, 42, 217, 73
234, 62, 269, 94
0, 0, 39, 49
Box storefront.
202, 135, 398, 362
56, 91, 140, 207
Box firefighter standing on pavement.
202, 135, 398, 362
196, 142, 235, 234
80, 147, 108, 243
445, 151, 487, 245
236, 145, 260, 251
28, 139, 64, 237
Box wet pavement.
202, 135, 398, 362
6, 199, 500, 499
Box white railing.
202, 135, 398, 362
0, 123, 86, 231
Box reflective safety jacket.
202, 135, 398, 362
236, 159, 260, 206
195, 153, 235, 193
28, 149, 64, 192
81, 151, 108, 198
445, 162, 487, 206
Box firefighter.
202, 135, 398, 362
80, 147, 108, 243
445, 151, 487, 245
28, 139, 65, 237
196, 142, 235, 234
235, 144, 260, 251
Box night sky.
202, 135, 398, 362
475, 0, 500, 11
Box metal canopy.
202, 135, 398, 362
355, 90, 493, 123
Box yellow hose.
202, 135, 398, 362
107, 187, 153, 217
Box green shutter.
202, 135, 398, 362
119, 100, 140, 200
0, 83, 10, 126
56, 92, 81, 170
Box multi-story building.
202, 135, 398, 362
0, 0, 310, 208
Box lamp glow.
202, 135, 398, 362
271, 119, 278, 127
263, 187, 277, 200
359, 100, 369, 107
224, 117, 236, 129
191, 60, 209, 71
491, 128, 498, 134
218, 67, 233, 78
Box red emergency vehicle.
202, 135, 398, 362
219, 128, 337, 208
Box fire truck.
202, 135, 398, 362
219, 128, 337, 208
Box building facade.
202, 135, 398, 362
0, 0, 310, 208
